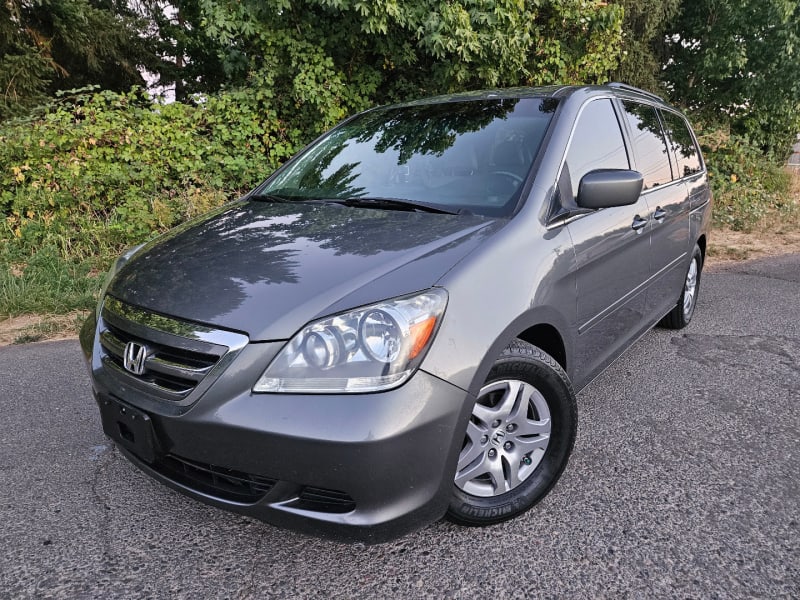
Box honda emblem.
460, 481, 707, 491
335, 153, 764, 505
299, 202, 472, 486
123, 341, 148, 375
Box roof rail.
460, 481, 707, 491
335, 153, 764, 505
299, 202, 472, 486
605, 82, 665, 102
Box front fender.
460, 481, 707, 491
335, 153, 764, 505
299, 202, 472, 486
79, 308, 97, 364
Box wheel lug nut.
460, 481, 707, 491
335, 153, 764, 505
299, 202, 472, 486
488, 449, 497, 458
503, 441, 513, 451
491, 420, 501, 428
480, 435, 488, 444
506, 424, 515, 432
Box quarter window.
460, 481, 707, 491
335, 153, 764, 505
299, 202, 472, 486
621, 101, 673, 189
660, 110, 702, 178
564, 99, 629, 199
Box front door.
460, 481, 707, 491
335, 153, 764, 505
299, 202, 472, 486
560, 98, 653, 385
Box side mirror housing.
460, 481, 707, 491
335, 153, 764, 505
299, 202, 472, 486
576, 169, 644, 209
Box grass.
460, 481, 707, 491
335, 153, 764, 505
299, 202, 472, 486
707, 244, 752, 261
0, 246, 105, 318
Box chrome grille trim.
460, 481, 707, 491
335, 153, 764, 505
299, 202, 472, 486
103, 296, 247, 349
102, 359, 194, 400
98, 296, 249, 404
147, 355, 213, 382
100, 329, 214, 383
99, 328, 126, 358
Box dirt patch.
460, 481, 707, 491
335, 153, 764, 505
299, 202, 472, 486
4, 227, 798, 349
707, 168, 800, 265
707, 228, 800, 265
0, 311, 87, 347
3, 231, 800, 348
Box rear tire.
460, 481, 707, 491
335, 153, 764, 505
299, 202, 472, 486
659, 243, 703, 329
447, 340, 577, 526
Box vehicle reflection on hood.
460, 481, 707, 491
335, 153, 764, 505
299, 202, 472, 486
108, 200, 501, 339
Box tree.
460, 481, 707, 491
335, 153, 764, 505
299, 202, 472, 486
664, 0, 800, 156
610, 0, 681, 93
0, 0, 151, 120
196, 0, 625, 139
132, 1, 228, 102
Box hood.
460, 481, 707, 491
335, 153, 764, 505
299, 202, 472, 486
108, 201, 503, 340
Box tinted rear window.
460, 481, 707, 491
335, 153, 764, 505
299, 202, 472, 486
261, 98, 559, 217
660, 110, 702, 178
621, 101, 673, 189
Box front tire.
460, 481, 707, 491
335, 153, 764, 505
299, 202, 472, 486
447, 340, 577, 526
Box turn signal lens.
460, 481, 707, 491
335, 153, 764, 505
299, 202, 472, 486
408, 317, 437, 360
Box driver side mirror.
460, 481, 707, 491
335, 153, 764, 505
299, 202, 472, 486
576, 169, 644, 209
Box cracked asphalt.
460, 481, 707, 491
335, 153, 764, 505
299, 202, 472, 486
1, 254, 798, 598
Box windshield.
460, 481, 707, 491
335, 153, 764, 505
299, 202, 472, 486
258, 97, 558, 217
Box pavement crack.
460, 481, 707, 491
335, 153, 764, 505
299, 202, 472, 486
744, 272, 799, 284
90, 442, 117, 566
716, 267, 800, 285
670, 333, 800, 392
239, 521, 265, 599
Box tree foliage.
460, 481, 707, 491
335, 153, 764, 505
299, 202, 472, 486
2, 0, 799, 277
197, 0, 624, 138
132, 1, 228, 102
0, 88, 288, 258
664, 0, 800, 156
610, 0, 681, 93
0, 0, 152, 119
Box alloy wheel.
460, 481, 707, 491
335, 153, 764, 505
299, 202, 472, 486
683, 257, 698, 318
455, 379, 551, 497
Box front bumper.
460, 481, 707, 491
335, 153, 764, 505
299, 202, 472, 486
81, 310, 473, 543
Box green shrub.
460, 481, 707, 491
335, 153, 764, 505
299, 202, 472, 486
0, 87, 302, 261
701, 129, 793, 231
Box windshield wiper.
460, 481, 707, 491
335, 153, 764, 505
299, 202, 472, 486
248, 192, 298, 203
249, 193, 345, 207
250, 193, 462, 215
333, 197, 461, 215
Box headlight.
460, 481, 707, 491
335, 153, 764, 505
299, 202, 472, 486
96, 243, 145, 316
253, 289, 448, 393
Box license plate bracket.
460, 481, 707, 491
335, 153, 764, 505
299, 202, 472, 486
98, 395, 158, 464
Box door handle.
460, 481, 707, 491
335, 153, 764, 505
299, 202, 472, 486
631, 215, 648, 233
653, 207, 667, 222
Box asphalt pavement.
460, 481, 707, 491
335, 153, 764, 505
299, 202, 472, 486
1, 254, 798, 598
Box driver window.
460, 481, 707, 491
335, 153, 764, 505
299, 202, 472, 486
564, 99, 630, 201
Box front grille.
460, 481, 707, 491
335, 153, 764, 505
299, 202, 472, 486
101, 322, 218, 395
154, 454, 276, 504
98, 296, 248, 403
294, 487, 356, 513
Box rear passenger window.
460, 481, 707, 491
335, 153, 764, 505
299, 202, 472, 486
621, 101, 673, 189
660, 110, 702, 178
564, 99, 629, 199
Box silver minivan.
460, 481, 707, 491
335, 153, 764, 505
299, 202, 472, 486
81, 83, 712, 542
